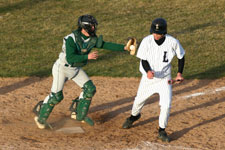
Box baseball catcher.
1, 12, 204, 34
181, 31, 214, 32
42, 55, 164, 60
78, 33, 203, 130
33, 14, 136, 129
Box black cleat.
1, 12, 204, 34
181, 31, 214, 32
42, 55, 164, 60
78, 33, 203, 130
158, 130, 170, 142
122, 114, 141, 129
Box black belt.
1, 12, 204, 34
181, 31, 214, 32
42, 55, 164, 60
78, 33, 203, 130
64, 63, 84, 67
64, 64, 77, 68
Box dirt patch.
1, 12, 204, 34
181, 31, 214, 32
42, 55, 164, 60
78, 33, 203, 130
0, 77, 225, 150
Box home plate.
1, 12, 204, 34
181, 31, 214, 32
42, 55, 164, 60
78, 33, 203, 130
56, 126, 84, 134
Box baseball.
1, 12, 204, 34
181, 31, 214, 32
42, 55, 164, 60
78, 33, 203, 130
130, 45, 135, 51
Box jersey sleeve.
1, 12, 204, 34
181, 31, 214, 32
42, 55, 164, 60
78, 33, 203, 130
174, 39, 185, 59
101, 41, 125, 51
65, 37, 88, 65
136, 38, 148, 60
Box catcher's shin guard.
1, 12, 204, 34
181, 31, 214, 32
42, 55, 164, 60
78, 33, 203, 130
38, 91, 63, 124
76, 99, 91, 120
69, 98, 94, 126
38, 103, 54, 124
34, 102, 54, 129
76, 99, 94, 126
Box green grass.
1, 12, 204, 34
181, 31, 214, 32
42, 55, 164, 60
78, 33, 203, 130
0, 0, 225, 79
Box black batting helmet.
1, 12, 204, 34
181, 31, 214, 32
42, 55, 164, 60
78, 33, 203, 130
150, 18, 167, 35
78, 14, 98, 36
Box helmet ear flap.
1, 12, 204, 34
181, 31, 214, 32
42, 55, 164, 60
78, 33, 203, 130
150, 24, 154, 34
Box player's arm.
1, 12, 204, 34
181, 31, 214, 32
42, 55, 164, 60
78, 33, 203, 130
142, 60, 154, 79
142, 60, 152, 72
174, 39, 185, 82
99, 41, 126, 51
65, 37, 98, 65
65, 37, 88, 65
178, 56, 185, 74
94, 35, 126, 51
175, 56, 185, 82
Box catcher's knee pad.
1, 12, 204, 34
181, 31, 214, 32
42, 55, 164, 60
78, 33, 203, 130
82, 80, 96, 100
76, 98, 92, 121
48, 91, 64, 106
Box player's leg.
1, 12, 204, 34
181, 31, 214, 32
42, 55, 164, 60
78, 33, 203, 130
70, 68, 90, 119
34, 61, 66, 129
122, 76, 156, 129
70, 69, 96, 126
157, 77, 172, 142
35, 91, 64, 129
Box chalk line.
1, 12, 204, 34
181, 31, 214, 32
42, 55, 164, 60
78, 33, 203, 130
182, 86, 225, 99
123, 141, 207, 150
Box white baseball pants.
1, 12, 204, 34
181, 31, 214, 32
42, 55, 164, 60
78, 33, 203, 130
131, 75, 172, 128
43, 59, 89, 103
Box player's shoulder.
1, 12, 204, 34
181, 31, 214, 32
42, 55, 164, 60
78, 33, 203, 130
166, 34, 180, 43
142, 34, 154, 43
64, 33, 75, 41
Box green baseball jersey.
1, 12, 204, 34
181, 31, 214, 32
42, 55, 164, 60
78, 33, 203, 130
59, 29, 125, 67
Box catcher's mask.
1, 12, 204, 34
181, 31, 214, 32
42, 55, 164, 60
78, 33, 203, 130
150, 18, 167, 35
78, 14, 98, 37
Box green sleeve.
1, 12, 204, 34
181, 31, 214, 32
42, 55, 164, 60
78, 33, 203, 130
100, 41, 125, 51
65, 37, 88, 65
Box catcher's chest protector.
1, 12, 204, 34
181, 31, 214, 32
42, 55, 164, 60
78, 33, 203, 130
73, 30, 97, 54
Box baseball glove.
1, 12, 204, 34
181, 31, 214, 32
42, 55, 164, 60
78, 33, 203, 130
125, 37, 137, 55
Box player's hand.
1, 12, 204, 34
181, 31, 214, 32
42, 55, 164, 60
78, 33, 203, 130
147, 71, 154, 79
175, 72, 184, 84
88, 51, 98, 60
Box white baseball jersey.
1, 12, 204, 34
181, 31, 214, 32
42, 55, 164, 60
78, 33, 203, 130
131, 34, 185, 129
137, 34, 185, 78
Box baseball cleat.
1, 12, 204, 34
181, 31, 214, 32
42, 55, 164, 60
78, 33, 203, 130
122, 114, 141, 129
71, 112, 77, 119
158, 130, 170, 142
34, 116, 46, 129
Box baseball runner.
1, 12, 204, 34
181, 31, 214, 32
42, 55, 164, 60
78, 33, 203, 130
122, 18, 185, 142
33, 14, 137, 129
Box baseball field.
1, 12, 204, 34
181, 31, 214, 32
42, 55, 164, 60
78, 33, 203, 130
0, 0, 225, 150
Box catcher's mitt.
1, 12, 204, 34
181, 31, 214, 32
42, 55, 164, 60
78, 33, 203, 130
126, 37, 137, 55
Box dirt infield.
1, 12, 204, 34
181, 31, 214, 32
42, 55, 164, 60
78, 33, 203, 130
0, 77, 225, 150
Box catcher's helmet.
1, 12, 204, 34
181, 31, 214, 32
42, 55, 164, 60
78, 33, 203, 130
78, 14, 98, 36
150, 18, 167, 35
